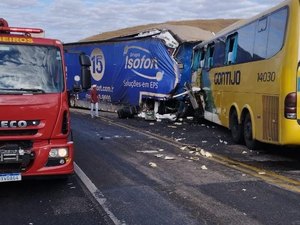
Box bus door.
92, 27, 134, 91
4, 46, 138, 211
202, 43, 215, 122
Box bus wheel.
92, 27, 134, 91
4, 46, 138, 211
229, 110, 243, 143
243, 113, 259, 149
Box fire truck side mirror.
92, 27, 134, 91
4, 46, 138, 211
79, 54, 91, 90
79, 54, 91, 67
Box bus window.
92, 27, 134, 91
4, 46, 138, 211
205, 44, 214, 68
267, 7, 288, 58
213, 38, 226, 67
254, 17, 268, 60
199, 48, 205, 68
225, 33, 238, 65
236, 22, 255, 63
192, 47, 206, 71
192, 49, 201, 72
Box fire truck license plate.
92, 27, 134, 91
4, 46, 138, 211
0, 173, 22, 182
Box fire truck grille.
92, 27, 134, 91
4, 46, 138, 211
0, 141, 35, 172
0, 141, 33, 149
0, 163, 22, 173
0, 129, 38, 136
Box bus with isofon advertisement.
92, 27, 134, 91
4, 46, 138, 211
0, 19, 91, 182
192, 0, 300, 149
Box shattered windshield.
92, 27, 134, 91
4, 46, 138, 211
0, 44, 64, 94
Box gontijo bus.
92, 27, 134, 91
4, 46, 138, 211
0, 19, 91, 182
192, 0, 299, 149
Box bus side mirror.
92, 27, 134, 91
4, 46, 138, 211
79, 54, 91, 90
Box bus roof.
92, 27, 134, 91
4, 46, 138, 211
194, 0, 290, 49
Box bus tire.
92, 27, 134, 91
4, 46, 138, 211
243, 113, 260, 149
229, 110, 243, 143
117, 109, 125, 118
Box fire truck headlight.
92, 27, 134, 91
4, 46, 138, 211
49, 148, 68, 158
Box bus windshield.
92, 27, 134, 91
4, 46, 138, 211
0, 44, 64, 94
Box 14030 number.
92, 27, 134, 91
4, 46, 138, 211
257, 72, 276, 82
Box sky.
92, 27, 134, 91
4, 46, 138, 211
0, 0, 285, 43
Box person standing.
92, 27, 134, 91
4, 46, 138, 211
90, 84, 99, 118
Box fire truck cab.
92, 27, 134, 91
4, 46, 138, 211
0, 19, 90, 182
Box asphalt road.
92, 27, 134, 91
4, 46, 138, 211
71, 109, 300, 225
1, 108, 299, 225
0, 175, 112, 225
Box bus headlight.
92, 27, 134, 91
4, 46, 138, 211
49, 148, 69, 158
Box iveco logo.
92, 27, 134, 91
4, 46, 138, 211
0, 120, 27, 128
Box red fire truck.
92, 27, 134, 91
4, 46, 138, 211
0, 19, 90, 182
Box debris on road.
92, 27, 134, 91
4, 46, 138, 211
219, 139, 228, 144
149, 162, 157, 168
201, 165, 208, 170
180, 146, 188, 151
174, 122, 182, 126
202, 150, 212, 158
137, 150, 159, 154
175, 138, 186, 142
154, 113, 177, 121
155, 154, 164, 158
164, 156, 175, 160
190, 156, 200, 161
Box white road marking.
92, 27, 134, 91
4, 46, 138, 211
74, 162, 124, 225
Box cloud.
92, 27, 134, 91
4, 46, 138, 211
0, 0, 39, 8
0, 0, 285, 43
